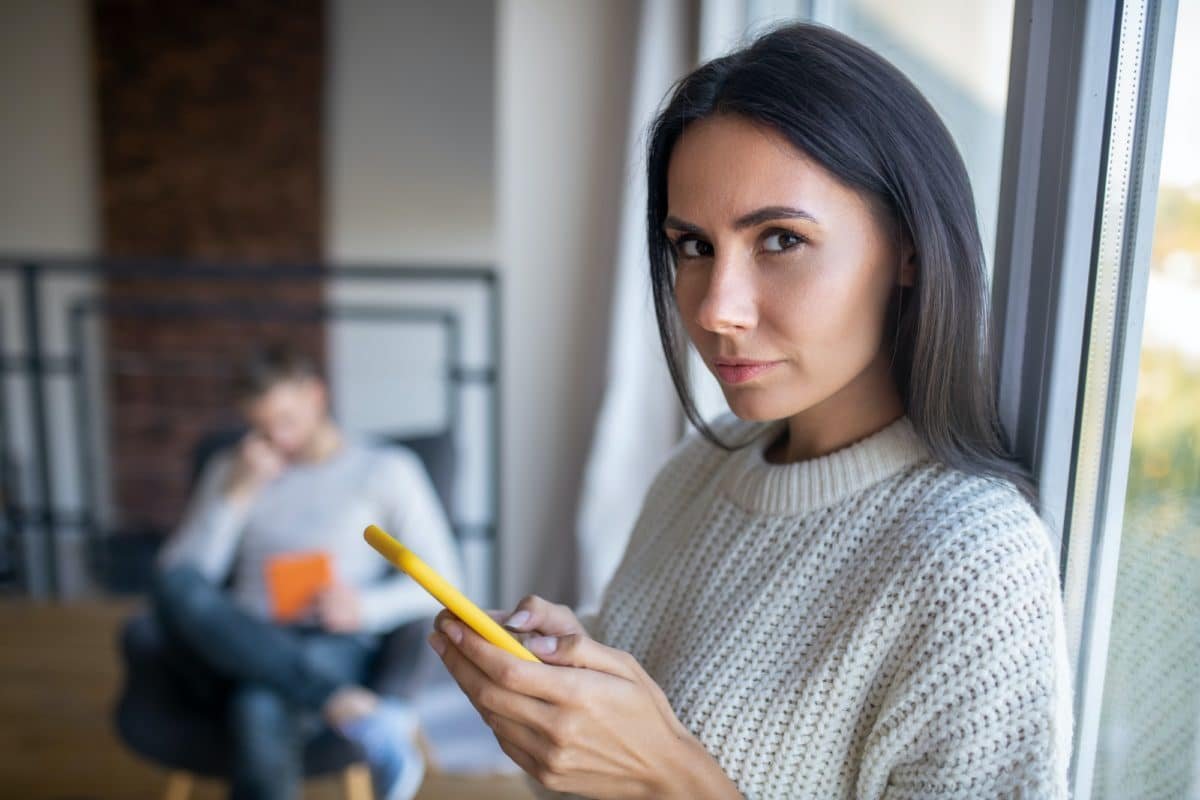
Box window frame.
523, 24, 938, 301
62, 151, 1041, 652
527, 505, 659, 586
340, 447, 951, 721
991, 0, 1180, 796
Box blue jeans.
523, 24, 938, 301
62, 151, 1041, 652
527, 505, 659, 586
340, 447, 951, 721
151, 565, 375, 800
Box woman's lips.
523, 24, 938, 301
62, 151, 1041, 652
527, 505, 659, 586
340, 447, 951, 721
714, 360, 782, 385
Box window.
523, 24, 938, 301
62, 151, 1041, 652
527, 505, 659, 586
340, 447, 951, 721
1091, 1, 1200, 795
812, 0, 1015, 272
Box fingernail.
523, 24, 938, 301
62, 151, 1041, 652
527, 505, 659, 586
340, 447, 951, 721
505, 610, 531, 629
441, 620, 463, 644
527, 635, 557, 655
428, 632, 446, 656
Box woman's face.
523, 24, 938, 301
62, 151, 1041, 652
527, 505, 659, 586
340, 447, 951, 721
667, 114, 912, 424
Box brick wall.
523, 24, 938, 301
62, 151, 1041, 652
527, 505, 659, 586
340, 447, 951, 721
92, 0, 326, 530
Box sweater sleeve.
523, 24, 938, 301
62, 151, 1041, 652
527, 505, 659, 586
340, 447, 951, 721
864, 515, 1074, 800
157, 453, 251, 582
357, 447, 465, 634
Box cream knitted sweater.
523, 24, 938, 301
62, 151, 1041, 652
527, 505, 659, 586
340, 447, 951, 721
546, 415, 1073, 799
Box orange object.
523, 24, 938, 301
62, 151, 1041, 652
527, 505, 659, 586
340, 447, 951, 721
264, 551, 333, 622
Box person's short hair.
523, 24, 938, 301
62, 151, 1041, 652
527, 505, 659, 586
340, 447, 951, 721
233, 343, 323, 401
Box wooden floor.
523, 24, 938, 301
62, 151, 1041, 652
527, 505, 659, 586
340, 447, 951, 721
0, 600, 535, 800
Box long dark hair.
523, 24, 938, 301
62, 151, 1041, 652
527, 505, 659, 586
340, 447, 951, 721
646, 22, 1034, 503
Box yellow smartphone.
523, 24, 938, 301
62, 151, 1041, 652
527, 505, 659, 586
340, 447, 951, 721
363, 524, 540, 662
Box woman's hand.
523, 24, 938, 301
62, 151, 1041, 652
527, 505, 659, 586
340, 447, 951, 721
500, 594, 586, 639
430, 596, 741, 800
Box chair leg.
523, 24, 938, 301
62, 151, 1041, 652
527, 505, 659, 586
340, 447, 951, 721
163, 771, 194, 800
342, 762, 373, 800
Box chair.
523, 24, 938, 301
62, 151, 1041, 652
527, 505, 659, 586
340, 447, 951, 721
113, 428, 457, 799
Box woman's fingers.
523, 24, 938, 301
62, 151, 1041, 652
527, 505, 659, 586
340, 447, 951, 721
432, 608, 692, 743
430, 629, 553, 722
532, 633, 690, 739
503, 594, 584, 637
530, 633, 640, 678
436, 616, 580, 705
432, 610, 671, 725
485, 711, 553, 761
487, 711, 589, 793
432, 619, 700, 797
436, 608, 515, 641
437, 601, 578, 647
494, 735, 542, 782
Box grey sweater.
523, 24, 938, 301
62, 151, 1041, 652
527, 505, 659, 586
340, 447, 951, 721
540, 414, 1072, 799
159, 438, 463, 634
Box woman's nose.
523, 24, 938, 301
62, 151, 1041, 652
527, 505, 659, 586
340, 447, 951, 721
695, 256, 757, 334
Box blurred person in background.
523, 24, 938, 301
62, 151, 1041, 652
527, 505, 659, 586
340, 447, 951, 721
152, 343, 462, 800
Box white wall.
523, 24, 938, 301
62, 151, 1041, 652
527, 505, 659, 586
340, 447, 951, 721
0, 0, 96, 254
496, 0, 639, 605
326, 0, 496, 263
324, 0, 500, 601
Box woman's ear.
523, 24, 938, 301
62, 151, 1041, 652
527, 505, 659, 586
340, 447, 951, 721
898, 241, 917, 287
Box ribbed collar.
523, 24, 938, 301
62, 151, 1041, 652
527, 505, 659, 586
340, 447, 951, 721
720, 416, 929, 515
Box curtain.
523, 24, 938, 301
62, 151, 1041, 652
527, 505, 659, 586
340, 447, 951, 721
573, 0, 695, 611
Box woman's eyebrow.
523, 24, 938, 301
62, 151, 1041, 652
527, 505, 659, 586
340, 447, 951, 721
733, 206, 819, 229
663, 215, 704, 234
663, 206, 819, 235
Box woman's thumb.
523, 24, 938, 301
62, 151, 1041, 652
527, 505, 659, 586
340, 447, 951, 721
527, 633, 641, 679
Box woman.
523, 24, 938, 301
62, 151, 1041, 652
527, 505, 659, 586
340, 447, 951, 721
428, 23, 1073, 799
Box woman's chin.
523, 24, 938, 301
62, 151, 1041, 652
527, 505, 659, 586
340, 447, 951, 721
722, 391, 795, 423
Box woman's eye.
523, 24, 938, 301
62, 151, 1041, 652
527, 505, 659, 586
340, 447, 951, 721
762, 231, 805, 253
675, 237, 714, 258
